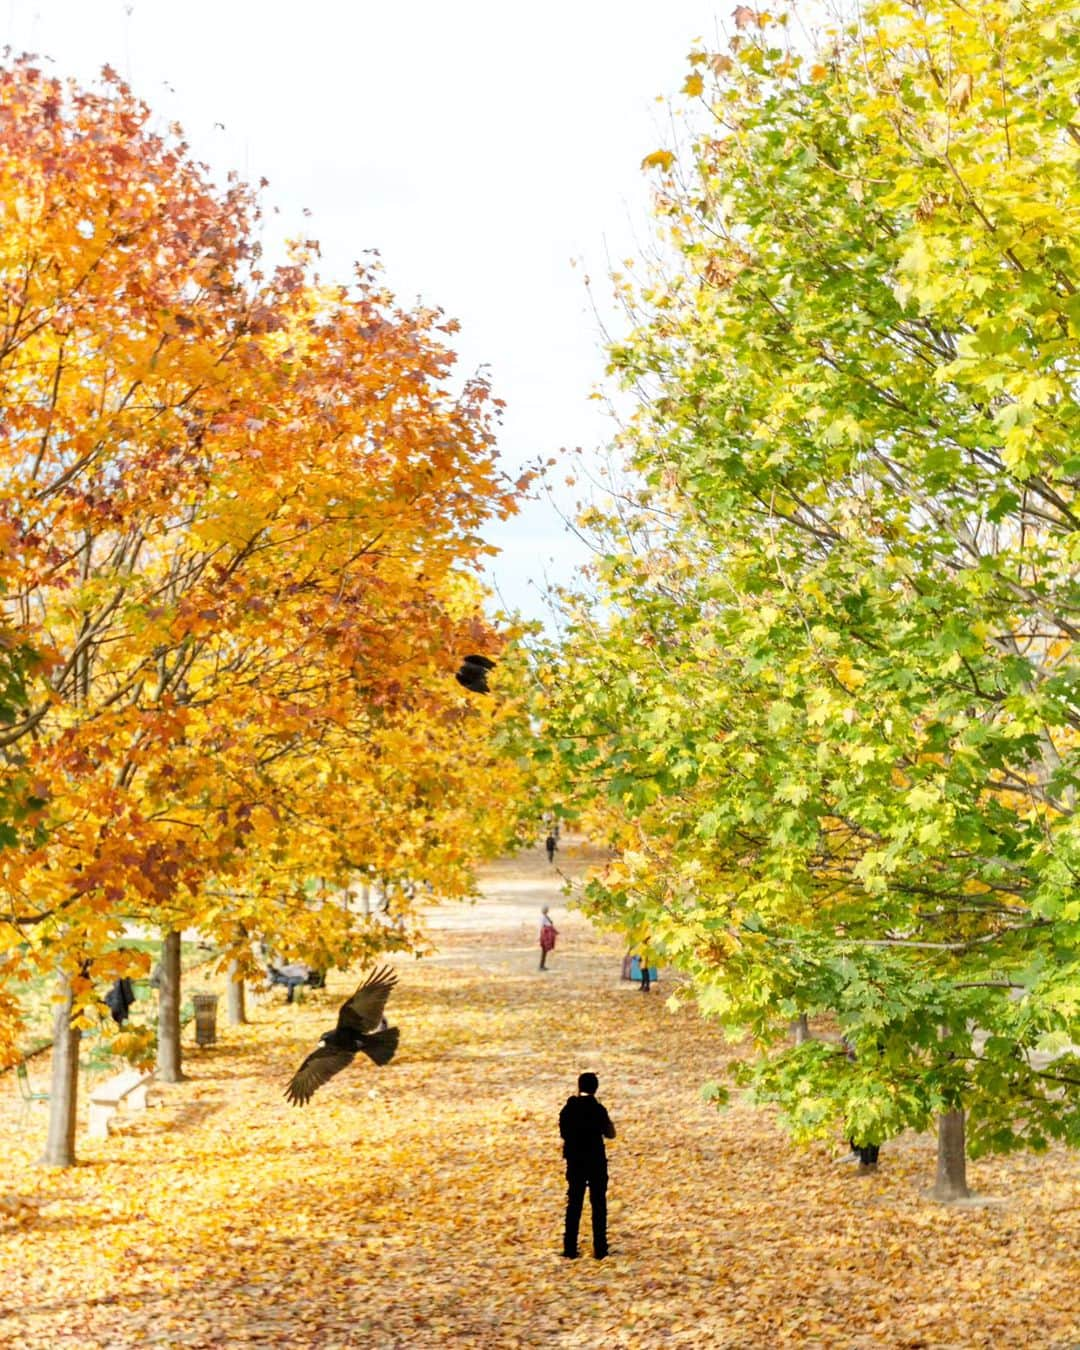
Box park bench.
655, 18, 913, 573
87, 1066, 154, 1140
266, 962, 325, 1003
15, 1061, 49, 1131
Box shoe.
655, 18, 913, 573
593, 1249, 608, 1260
562, 1249, 579, 1259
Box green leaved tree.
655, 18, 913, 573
539, 0, 1080, 1199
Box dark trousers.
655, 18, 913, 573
563, 1160, 607, 1256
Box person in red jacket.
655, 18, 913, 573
539, 905, 558, 970
559, 1072, 616, 1259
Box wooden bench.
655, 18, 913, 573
87, 1067, 154, 1140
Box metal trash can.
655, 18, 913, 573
192, 993, 219, 1046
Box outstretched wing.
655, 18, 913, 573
338, 965, 397, 1033
455, 668, 488, 693
456, 655, 497, 694
357, 1025, 400, 1066
284, 1044, 355, 1107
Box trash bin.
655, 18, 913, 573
192, 993, 219, 1046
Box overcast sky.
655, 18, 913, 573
7, 0, 727, 620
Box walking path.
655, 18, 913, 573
2, 842, 1079, 1348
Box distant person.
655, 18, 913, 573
539, 905, 558, 970
638, 950, 651, 993
104, 977, 136, 1024
559, 1071, 616, 1259
836, 1137, 881, 1169
838, 1036, 883, 1170
545, 833, 557, 864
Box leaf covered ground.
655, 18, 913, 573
3, 847, 1079, 1348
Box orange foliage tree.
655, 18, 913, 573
0, 60, 530, 1162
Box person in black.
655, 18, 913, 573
104, 977, 136, 1024
545, 833, 557, 863
559, 1071, 616, 1259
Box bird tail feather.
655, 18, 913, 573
360, 1026, 399, 1066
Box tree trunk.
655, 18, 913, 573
791, 1013, 811, 1044
41, 971, 81, 1167
156, 929, 184, 1082
226, 960, 246, 1026
933, 1108, 969, 1201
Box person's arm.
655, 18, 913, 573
602, 1107, 615, 1140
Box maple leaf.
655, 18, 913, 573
641, 149, 676, 172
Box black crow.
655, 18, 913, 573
455, 654, 496, 694
284, 966, 399, 1107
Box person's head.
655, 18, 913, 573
541, 905, 549, 915
578, 1072, 599, 1096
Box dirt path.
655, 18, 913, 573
419, 837, 609, 936
3, 848, 1079, 1349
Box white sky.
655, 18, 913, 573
7, 0, 726, 620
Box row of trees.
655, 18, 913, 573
0, 61, 532, 1163
538, 0, 1080, 1198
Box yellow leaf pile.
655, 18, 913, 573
3, 846, 1079, 1347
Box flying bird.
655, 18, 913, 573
284, 966, 399, 1107
455, 654, 496, 694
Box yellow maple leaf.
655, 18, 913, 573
641, 149, 676, 172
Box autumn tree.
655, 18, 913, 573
197, 593, 535, 1005
0, 625, 48, 1056
0, 60, 529, 1162
538, 0, 1080, 1198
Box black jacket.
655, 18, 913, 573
104, 977, 136, 1025
559, 1094, 616, 1164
